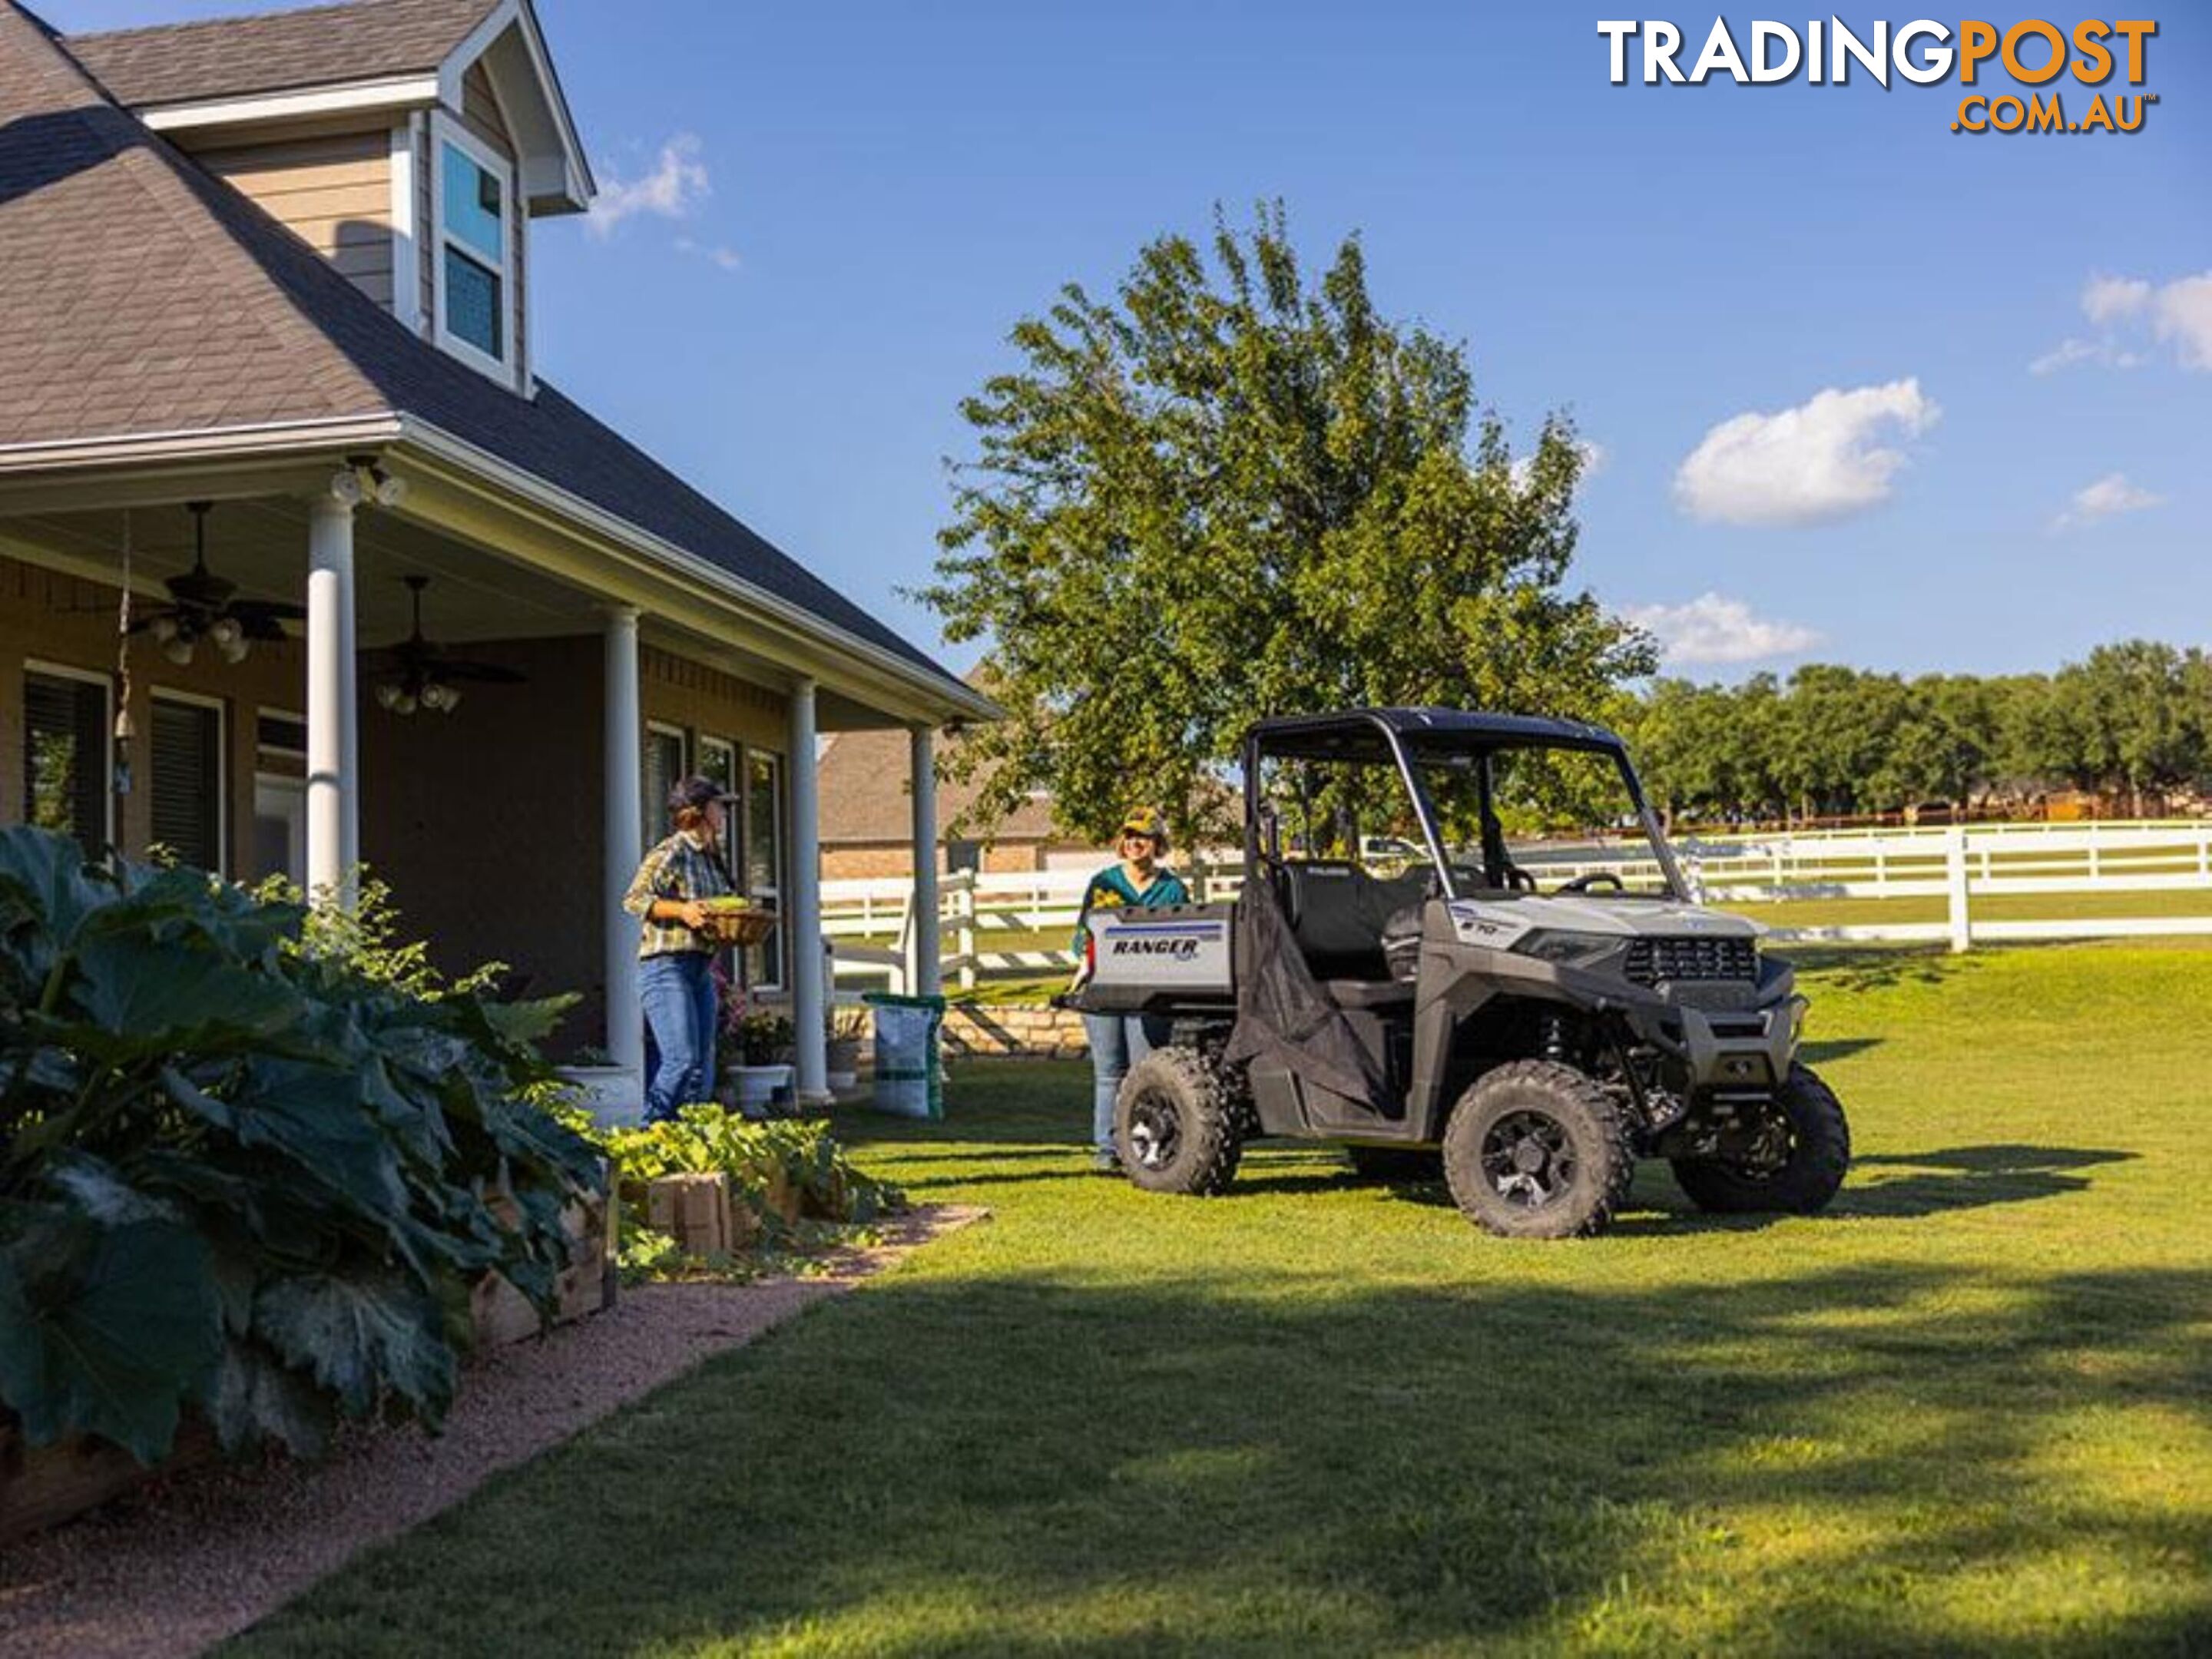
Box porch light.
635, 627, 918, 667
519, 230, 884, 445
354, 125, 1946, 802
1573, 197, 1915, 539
209, 617, 249, 664
420, 682, 460, 714
161, 635, 194, 667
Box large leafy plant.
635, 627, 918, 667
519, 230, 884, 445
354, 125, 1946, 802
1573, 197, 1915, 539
0, 828, 602, 1465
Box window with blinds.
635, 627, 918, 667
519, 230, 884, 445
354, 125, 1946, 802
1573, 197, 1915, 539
23, 671, 108, 863
642, 726, 686, 844
151, 697, 224, 874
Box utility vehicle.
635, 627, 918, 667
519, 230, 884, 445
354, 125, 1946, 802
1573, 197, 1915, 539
1068, 709, 1850, 1238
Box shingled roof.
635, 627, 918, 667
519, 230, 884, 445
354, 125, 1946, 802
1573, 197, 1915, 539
0, 0, 972, 698
819, 726, 1065, 847
61, 0, 497, 108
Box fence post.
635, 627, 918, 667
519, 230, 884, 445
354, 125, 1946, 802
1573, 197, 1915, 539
956, 872, 977, 992
892, 889, 915, 998
1187, 849, 1208, 905
1946, 827, 1972, 954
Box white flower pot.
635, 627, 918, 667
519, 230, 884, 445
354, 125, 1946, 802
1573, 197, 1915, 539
557, 1064, 644, 1131
727, 1063, 795, 1111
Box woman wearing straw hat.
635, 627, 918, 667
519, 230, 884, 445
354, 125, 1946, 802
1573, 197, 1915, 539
1072, 807, 1190, 1173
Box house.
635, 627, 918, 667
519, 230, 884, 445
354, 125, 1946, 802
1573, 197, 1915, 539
0, 0, 993, 1099
817, 727, 1090, 880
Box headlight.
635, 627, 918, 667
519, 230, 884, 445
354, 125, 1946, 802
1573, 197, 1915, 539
1512, 930, 1621, 967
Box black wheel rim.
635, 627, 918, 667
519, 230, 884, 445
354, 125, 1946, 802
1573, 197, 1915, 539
1480, 1109, 1578, 1209
1127, 1094, 1182, 1171
1720, 1104, 1796, 1182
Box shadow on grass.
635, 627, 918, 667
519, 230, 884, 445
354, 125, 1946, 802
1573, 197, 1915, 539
1800, 1035, 1883, 1065
241, 1261, 2212, 1657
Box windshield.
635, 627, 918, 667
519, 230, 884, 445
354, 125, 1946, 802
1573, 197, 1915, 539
1250, 731, 1682, 899
1412, 743, 1679, 898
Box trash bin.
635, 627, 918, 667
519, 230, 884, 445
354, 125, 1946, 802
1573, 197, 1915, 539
864, 991, 945, 1120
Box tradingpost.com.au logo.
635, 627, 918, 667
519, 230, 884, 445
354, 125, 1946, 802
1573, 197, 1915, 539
1598, 19, 2160, 134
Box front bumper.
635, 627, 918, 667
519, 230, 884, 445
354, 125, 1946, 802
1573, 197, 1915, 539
1631, 995, 1806, 1096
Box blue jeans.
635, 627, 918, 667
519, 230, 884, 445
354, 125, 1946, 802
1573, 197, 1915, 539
641, 951, 717, 1123
1083, 1012, 1171, 1158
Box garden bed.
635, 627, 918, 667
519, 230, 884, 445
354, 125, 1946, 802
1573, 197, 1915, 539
0, 1206, 984, 1659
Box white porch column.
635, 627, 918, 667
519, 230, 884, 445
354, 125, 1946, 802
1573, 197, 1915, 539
602, 607, 645, 1078
908, 724, 942, 998
304, 493, 357, 901
787, 677, 830, 1104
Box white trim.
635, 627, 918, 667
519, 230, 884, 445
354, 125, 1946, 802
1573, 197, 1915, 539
22, 659, 116, 854
428, 112, 522, 390
148, 687, 228, 877
388, 118, 422, 332
743, 744, 787, 992
439, 0, 593, 207
254, 705, 309, 760
0, 416, 402, 469
140, 75, 441, 132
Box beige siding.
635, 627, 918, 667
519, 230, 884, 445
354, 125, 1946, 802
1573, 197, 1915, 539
197, 131, 394, 310
460, 63, 516, 161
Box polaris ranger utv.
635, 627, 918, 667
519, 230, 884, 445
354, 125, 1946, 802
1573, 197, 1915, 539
1068, 709, 1849, 1239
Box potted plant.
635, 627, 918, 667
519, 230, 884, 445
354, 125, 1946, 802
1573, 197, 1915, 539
556, 1041, 644, 1129
715, 971, 794, 1115
826, 1003, 867, 1094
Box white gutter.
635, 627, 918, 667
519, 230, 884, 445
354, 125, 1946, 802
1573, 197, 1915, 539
396, 415, 998, 724
0, 414, 402, 469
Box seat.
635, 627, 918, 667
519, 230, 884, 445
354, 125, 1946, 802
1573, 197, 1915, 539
1279, 862, 1429, 982
1324, 978, 1415, 1010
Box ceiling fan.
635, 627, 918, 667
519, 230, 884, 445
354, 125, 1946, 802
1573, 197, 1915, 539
133, 502, 305, 665
368, 575, 525, 715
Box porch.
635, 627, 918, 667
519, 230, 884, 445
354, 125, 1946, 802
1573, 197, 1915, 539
0, 442, 978, 1102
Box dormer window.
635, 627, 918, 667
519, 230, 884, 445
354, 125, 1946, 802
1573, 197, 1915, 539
431, 115, 519, 384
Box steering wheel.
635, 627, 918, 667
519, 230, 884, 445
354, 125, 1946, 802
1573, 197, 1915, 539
1555, 871, 1626, 896
1502, 864, 1538, 894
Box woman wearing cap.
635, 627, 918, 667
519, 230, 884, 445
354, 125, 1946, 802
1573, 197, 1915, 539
623, 777, 738, 1123
1074, 808, 1190, 1172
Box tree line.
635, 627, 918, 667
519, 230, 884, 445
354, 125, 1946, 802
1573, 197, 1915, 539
1615, 642, 2212, 827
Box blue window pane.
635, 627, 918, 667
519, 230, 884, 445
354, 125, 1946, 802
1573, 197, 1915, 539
444, 247, 502, 359
441, 142, 502, 262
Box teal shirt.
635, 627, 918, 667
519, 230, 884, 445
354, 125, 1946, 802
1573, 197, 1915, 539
1073, 863, 1191, 954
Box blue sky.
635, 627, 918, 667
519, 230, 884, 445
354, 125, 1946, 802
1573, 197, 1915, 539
45, 2, 2212, 680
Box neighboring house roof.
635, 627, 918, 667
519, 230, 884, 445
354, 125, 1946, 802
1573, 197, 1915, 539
818, 727, 1066, 846
0, 0, 975, 702
61, 0, 497, 107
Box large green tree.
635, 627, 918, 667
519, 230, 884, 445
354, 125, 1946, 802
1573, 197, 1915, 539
920, 205, 1654, 846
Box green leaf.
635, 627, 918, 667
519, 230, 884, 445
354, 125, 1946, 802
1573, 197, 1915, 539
204, 1339, 336, 1459
253, 1269, 455, 1423
230, 1059, 409, 1220
0, 825, 113, 952
65, 936, 303, 1058
0, 1220, 220, 1465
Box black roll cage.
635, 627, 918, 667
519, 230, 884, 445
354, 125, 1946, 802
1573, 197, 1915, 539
1240, 709, 1686, 902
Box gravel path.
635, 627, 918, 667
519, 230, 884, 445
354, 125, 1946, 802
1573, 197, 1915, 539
0, 1206, 985, 1659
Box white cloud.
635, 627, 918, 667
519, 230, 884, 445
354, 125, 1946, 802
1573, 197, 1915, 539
676, 237, 743, 273
2081, 273, 2152, 325
2048, 472, 2167, 533
2152, 273, 2212, 370
2029, 337, 2145, 376
2033, 269, 2212, 373
1508, 439, 1608, 488
1672, 379, 1939, 527
1621, 593, 1821, 666
588, 135, 710, 237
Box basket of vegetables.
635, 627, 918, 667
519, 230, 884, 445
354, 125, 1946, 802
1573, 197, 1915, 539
697, 895, 777, 946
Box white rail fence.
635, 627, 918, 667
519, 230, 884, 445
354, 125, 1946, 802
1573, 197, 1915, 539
825, 822, 2212, 992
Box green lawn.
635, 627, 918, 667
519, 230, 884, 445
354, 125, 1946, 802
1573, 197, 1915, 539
238, 942, 2212, 1656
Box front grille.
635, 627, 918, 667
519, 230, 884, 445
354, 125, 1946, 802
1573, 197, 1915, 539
1625, 935, 1757, 985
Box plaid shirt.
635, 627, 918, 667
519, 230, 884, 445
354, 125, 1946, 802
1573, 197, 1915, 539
624, 830, 736, 958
